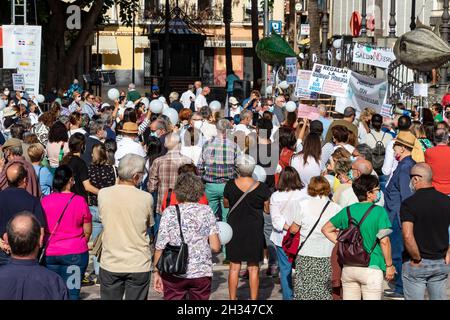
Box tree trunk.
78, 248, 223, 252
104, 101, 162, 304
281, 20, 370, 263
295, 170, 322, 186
223, 0, 233, 77
251, 0, 262, 90
44, 0, 105, 92
308, 0, 321, 67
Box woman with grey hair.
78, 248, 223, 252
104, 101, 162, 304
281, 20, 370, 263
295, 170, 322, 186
224, 154, 271, 300
153, 173, 221, 300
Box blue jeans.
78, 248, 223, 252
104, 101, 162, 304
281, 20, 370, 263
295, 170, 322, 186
45, 252, 89, 300
276, 246, 293, 300
402, 259, 450, 300
389, 216, 404, 294
89, 206, 103, 276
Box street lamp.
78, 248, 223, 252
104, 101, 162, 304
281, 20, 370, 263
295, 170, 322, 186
389, 0, 396, 38
441, 0, 449, 86
360, 0, 367, 37
321, 0, 329, 64
132, 9, 136, 84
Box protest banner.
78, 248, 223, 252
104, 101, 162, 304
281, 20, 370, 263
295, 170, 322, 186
2, 25, 42, 96
297, 104, 320, 120
285, 57, 298, 85
380, 104, 393, 119
413, 83, 428, 97
352, 43, 396, 69
307, 64, 351, 98
335, 71, 387, 115
294, 70, 318, 100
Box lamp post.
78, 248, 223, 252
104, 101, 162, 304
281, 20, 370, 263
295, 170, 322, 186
360, 0, 367, 37
389, 0, 396, 37
263, 0, 269, 97
441, 0, 450, 86
321, 0, 329, 64
410, 0, 416, 30
132, 10, 136, 84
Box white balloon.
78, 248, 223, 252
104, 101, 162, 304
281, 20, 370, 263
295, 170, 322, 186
37, 94, 45, 103
126, 101, 134, 108
209, 100, 221, 112
278, 81, 289, 90
336, 49, 342, 61
162, 107, 179, 125
252, 165, 267, 183
107, 88, 120, 101
217, 221, 233, 245
162, 104, 169, 112
158, 96, 167, 104
149, 99, 164, 113
333, 39, 342, 49
265, 85, 273, 95
141, 97, 150, 108
285, 101, 297, 113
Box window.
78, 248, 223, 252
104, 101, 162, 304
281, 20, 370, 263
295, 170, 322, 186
198, 0, 211, 11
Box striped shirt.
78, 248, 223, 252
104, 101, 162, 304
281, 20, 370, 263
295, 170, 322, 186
198, 135, 238, 184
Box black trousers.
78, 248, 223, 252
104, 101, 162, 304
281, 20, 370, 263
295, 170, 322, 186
99, 268, 151, 300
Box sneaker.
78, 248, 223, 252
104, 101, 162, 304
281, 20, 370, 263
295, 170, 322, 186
384, 292, 404, 300
81, 274, 95, 287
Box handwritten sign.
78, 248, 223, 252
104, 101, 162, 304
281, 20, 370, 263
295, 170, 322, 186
12, 73, 25, 91
352, 43, 396, 69
297, 104, 320, 120
308, 64, 351, 98
285, 57, 298, 85
294, 70, 318, 100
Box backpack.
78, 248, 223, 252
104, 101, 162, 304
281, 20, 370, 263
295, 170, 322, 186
370, 132, 386, 175
336, 204, 378, 268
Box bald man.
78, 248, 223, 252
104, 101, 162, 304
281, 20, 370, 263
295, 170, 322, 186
0, 212, 68, 300
400, 163, 450, 300
337, 159, 385, 208
0, 164, 46, 266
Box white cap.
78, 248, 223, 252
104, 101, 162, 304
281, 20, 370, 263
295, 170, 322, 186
229, 96, 239, 105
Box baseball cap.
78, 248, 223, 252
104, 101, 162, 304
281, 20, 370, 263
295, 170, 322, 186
151, 85, 159, 91
343, 106, 356, 117
309, 120, 324, 135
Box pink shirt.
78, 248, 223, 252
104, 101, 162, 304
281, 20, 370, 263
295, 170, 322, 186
41, 192, 92, 256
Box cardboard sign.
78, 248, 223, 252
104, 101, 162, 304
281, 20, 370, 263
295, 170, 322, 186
294, 70, 318, 100
300, 24, 310, 36
308, 64, 351, 98
285, 57, 298, 85
335, 71, 387, 114
12, 73, 25, 91
352, 43, 396, 69
413, 83, 428, 97
380, 104, 393, 119
297, 104, 320, 120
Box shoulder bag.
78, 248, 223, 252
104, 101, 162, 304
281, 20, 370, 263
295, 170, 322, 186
39, 194, 76, 265
156, 204, 189, 275
226, 180, 259, 221
291, 200, 331, 268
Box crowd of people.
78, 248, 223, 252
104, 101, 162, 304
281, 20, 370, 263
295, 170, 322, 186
0, 80, 449, 301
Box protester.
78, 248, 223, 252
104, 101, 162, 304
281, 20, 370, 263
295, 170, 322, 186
224, 154, 271, 300
98, 154, 154, 300
400, 163, 450, 300
291, 133, 322, 185
229, 96, 242, 118
68, 112, 86, 137
41, 165, 92, 300
425, 128, 450, 195
180, 127, 203, 165
114, 122, 146, 166
180, 84, 196, 109
153, 173, 220, 300
322, 175, 395, 300
46, 121, 69, 173
384, 131, 417, 298
126, 83, 141, 103
324, 107, 358, 146
194, 86, 210, 111
28, 143, 53, 196
81, 119, 105, 166
0, 212, 68, 300
234, 109, 254, 136
289, 176, 342, 300
269, 167, 310, 300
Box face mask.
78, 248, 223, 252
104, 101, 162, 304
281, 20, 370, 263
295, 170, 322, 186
374, 190, 382, 203
150, 131, 159, 138
19, 92, 24, 98
268, 106, 274, 113
395, 154, 401, 161
76, 96, 81, 102
409, 180, 416, 193
350, 156, 356, 163
348, 170, 354, 181
231, 104, 238, 109
193, 120, 203, 130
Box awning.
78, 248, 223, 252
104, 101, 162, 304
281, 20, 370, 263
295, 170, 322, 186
92, 35, 119, 54
134, 36, 150, 49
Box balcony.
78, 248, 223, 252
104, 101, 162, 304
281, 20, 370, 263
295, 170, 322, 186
143, 3, 224, 24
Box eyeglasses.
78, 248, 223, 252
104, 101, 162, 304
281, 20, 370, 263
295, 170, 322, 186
371, 187, 381, 193
410, 174, 422, 179
267, 104, 274, 107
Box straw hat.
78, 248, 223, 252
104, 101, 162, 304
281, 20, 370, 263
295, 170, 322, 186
2, 107, 17, 117
2, 138, 22, 150
120, 122, 138, 134
395, 131, 416, 149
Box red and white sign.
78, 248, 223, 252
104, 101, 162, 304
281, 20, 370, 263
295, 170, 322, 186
297, 104, 320, 120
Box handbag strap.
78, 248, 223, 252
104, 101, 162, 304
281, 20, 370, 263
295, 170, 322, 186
175, 205, 185, 244
294, 200, 331, 258
226, 180, 259, 220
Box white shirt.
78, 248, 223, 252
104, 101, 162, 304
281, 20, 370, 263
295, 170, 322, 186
194, 94, 208, 111
333, 143, 355, 155
29, 113, 39, 126
382, 139, 398, 186
196, 87, 203, 97
269, 189, 310, 246
180, 145, 202, 165
229, 106, 242, 118
114, 136, 146, 166
68, 127, 87, 137
180, 90, 195, 109
358, 122, 368, 144
290, 154, 322, 185
338, 187, 385, 208
234, 123, 254, 136
293, 196, 342, 258
365, 130, 393, 149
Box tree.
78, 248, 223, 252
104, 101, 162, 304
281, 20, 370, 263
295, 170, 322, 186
308, 0, 321, 67
0, 0, 138, 92
223, 0, 233, 78
251, 0, 262, 90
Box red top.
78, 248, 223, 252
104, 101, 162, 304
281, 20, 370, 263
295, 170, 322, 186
425, 145, 450, 195
275, 147, 295, 187
442, 93, 450, 107
161, 190, 209, 212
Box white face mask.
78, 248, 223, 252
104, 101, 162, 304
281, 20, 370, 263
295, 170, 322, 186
76, 96, 81, 102
4, 90, 9, 96
19, 92, 24, 98
193, 120, 203, 130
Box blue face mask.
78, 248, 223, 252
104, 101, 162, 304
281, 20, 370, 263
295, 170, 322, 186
350, 156, 356, 163
374, 190, 382, 203
150, 131, 158, 138
348, 170, 354, 181
268, 105, 274, 113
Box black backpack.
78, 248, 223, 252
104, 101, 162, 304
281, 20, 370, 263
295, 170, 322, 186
370, 131, 386, 175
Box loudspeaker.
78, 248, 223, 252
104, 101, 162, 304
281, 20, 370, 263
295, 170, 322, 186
232, 80, 251, 102
391, 106, 411, 117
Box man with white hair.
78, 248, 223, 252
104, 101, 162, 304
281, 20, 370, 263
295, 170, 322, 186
168, 91, 183, 113
148, 133, 192, 234
273, 96, 286, 125
194, 81, 203, 97
234, 109, 255, 136
180, 84, 196, 109
126, 83, 141, 103
317, 104, 332, 141
195, 86, 210, 111
98, 154, 154, 300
